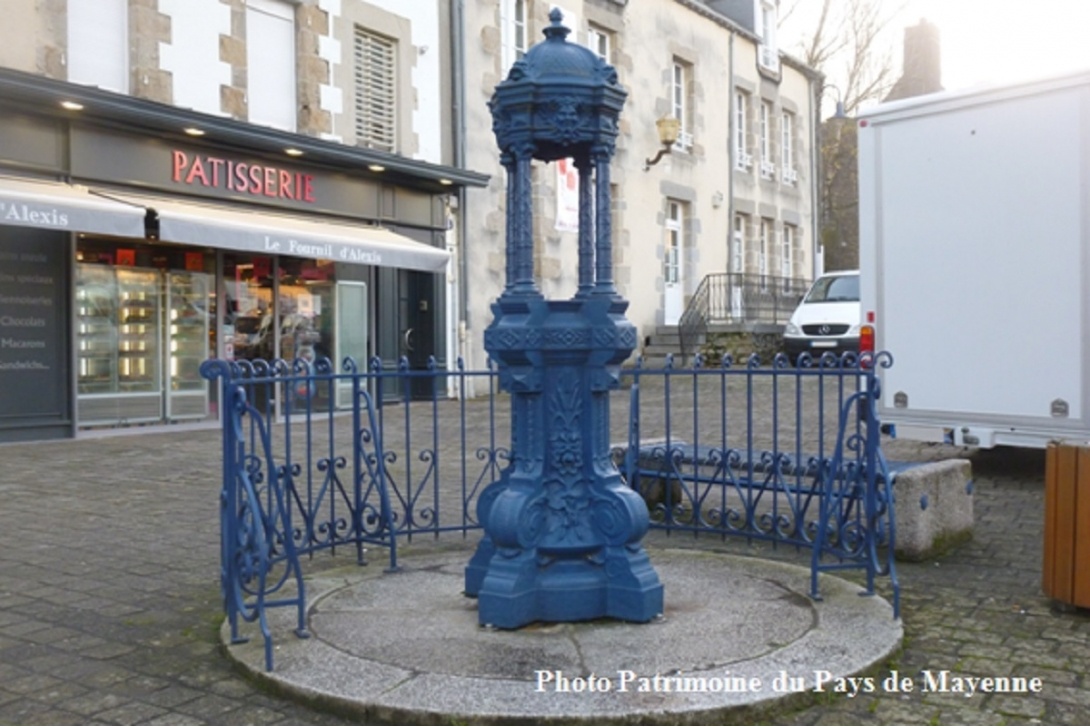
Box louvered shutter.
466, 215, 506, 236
354, 28, 396, 152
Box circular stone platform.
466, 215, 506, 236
223, 547, 902, 725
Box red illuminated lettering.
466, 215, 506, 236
172, 150, 188, 182
185, 156, 210, 186
171, 150, 316, 203
234, 162, 248, 191
249, 165, 263, 195
207, 157, 224, 187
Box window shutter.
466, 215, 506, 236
354, 28, 397, 152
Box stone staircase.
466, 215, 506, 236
638, 325, 702, 367
638, 323, 787, 368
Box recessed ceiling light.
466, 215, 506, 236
60, 101, 84, 111
368, 164, 386, 172
439, 178, 453, 186
285, 148, 304, 157
184, 127, 205, 136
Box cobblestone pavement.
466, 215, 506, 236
724, 441, 1090, 726
0, 385, 1087, 724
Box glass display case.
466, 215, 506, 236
117, 269, 159, 393
166, 271, 212, 420
76, 265, 163, 425
76, 265, 118, 396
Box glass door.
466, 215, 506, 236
166, 271, 212, 420
335, 281, 368, 408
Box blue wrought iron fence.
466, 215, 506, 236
621, 352, 898, 617
201, 351, 898, 671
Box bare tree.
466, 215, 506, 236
781, 0, 907, 270
781, 0, 904, 115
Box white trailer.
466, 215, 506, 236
858, 70, 1090, 448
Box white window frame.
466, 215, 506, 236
781, 111, 798, 185
757, 0, 780, 72
781, 224, 794, 290
672, 60, 694, 152
759, 218, 770, 291
664, 201, 684, 284
734, 91, 752, 171
501, 0, 529, 77
587, 24, 610, 62
355, 27, 397, 152
759, 101, 775, 179
732, 214, 746, 274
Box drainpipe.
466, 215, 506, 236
810, 72, 823, 279
726, 30, 735, 321
452, 0, 471, 382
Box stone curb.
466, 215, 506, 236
222, 546, 903, 725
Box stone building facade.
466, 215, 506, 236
460, 0, 821, 369
0, 0, 484, 440
0, 0, 820, 428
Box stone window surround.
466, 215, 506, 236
332, 1, 416, 155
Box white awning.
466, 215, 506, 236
145, 196, 449, 273
0, 177, 147, 237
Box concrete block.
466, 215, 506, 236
892, 459, 973, 561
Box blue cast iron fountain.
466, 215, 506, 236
464, 9, 664, 628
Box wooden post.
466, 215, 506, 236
1043, 442, 1090, 607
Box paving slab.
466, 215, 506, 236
224, 546, 902, 725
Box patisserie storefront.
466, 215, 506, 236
0, 69, 486, 443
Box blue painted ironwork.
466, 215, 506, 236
202, 350, 898, 670
200, 355, 508, 670
463, 8, 664, 628
620, 351, 899, 616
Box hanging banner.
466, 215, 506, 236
555, 158, 579, 233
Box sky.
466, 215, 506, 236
780, 0, 1090, 104
905, 0, 1090, 89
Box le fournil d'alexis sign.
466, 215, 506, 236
171, 150, 317, 204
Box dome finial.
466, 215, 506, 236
543, 7, 570, 41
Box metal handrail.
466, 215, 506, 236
677, 273, 811, 357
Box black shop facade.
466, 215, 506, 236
0, 71, 486, 443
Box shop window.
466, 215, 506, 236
278, 258, 336, 366
74, 238, 215, 426
224, 255, 276, 362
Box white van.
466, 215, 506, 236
783, 270, 861, 361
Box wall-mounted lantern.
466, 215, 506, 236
643, 116, 680, 171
